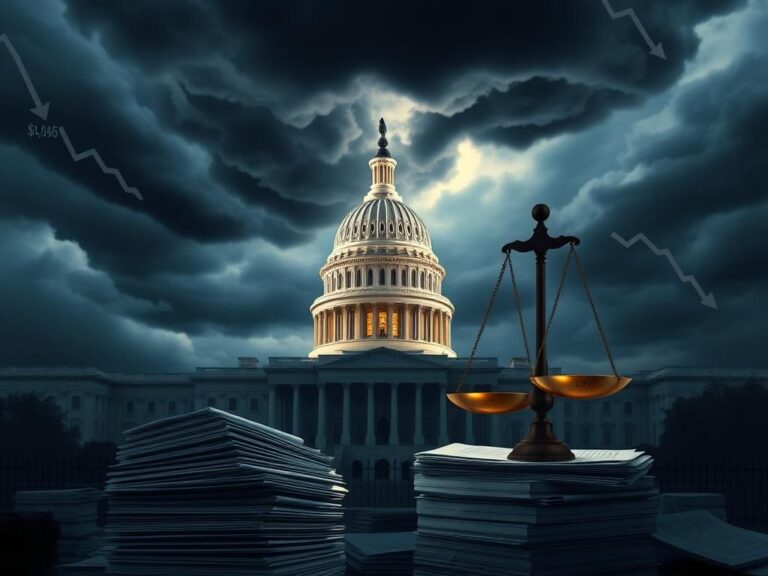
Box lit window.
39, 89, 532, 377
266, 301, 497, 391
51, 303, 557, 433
392, 312, 399, 337
229, 398, 237, 411
366, 311, 373, 337
378, 311, 388, 337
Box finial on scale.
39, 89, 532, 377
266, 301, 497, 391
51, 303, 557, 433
376, 117, 391, 157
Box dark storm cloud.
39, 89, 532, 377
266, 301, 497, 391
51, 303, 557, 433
409, 78, 639, 161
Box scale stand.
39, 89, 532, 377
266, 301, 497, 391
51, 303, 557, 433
503, 204, 577, 462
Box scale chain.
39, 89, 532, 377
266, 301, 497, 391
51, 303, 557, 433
507, 252, 533, 376
572, 246, 619, 378
455, 256, 508, 393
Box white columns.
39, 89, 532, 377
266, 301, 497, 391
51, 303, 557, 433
355, 304, 362, 339
438, 383, 449, 444
465, 410, 475, 444
429, 309, 434, 342
414, 382, 424, 445
342, 306, 348, 340
404, 305, 411, 340
341, 383, 351, 445
388, 382, 399, 445
316, 383, 327, 448
415, 305, 421, 340
268, 386, 276, 428
365, 382, 375, 445
292, 384, 301, 436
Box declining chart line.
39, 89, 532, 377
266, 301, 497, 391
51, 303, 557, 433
601, 0, 666, 60
611, 232, 717, 309
1, 32, 142, 200
59, 127, 143, 200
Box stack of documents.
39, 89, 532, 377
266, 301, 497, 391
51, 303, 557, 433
659, 493, 726, 519
15, 488, 103, 563
345, 508, 417, 532
103, 408, 346, 576
413, 444, 659, 576
345, 532, 415, 575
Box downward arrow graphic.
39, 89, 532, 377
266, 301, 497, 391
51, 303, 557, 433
0, 34, 50, 119
601, 0, 667, 60
611, 232, 717, 309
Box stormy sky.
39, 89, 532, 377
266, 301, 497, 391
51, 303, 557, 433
0, 0, 765, 373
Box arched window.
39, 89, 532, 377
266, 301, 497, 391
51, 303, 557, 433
411, 270, 417, 286
401, 269, 408, 286
420, 271, 425, 289
332, 275, 336, 291
391, 269, 397, 286
374, 459, 390, 480
428, 274, 433, 291
351, 460, 363, 479
346, 271, 351, 288
367, 269, 373, 286
379, 269, 386, 285
356, 269, 362, 287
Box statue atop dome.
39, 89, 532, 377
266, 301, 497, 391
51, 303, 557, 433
376, 117, 391, 158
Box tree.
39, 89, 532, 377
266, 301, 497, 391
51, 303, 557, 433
658, 382, 768, 459
0, 393, 80, 458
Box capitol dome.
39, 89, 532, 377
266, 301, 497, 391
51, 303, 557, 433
309, 119, 455, 358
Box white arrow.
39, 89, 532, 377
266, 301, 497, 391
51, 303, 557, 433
0, 33, 50, 119
611, 232, 716, 309
601, 0, 666, 60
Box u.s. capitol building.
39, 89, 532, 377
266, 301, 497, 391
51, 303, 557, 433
1, 121, 765, 476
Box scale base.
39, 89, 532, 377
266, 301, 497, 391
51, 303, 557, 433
507, 419, 575, 462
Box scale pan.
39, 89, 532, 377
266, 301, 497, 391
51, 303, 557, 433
531, 375, 632, 399
447, 392, 530, 414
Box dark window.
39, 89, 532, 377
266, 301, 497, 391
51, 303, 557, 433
379, 269, 386, 285
429, 274, 433, 291
126, 401, 134, 414
147, 401, 155, 414
582, 425, 592, 447
624, 401, 633, 415
420, 271, 425, 288
401, 460, 413, 480
207, 397, 216, 407
351, 460, 363, 479
70, 420, 81, 435
374, 459, 390, 480
356, 269, 361, 287
401, 270, 408, 286
228, 398, 237, 411
71, 395, 81, 410
346, 271, 351, 288
367, 269, 373, 286
564, 402, 572, 416
411, 270, 417, 286
250, 398, 259, 411
168, 401, 176, 415
391, 269, 397, 285
602, 401, 611, 416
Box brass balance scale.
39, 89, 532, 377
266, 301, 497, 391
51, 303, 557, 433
447, 203, 631, 462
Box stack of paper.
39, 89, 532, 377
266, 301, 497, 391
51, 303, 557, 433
345, 508, 417, 532
345, 532, 415, 575
413, 444, 660, 576
103, 407, 346, 576
15, 488, 103, 564
659, 493, 726, 519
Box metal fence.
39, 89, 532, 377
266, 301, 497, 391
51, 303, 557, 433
653, 458, 768, 531
0, 458, 112, 509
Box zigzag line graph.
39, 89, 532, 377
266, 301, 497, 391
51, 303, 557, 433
59, 127, 143, 200
601, 0, 667, 59
611, 232, 717, 309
